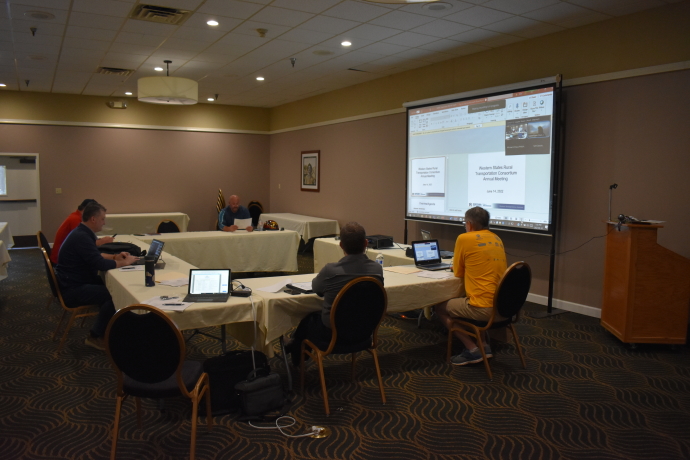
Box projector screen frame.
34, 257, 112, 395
404, 76, 563, 238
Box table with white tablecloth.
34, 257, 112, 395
0, 240, 10, 281
241, 271, 463, 347
97, 212, 190, 236
0, 222, 13, 248
133, 230, 300, 273
261, 213, 340, 242
313, 237, 414, 272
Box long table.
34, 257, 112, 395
98, 212, 190, 235
0, 222, 13, 248
0, 240, 10, 281
261, 213, 340, 242
314, 237, 414, 272
132, 230, 300, 273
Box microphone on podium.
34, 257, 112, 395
608, 183, 618, 222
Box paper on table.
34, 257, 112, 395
159, 278, 188, 287
142, 296, 193, 312
289, 281, 314, 291
234, 218, 252, 229
257, 278, 292, 293
119, 265, 144, 272
417, 271, 455, 279
156, 271, 187, 281
384, 265, 421, 274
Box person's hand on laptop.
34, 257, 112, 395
114, 252, 138, 268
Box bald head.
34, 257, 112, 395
229, 195, 240, 213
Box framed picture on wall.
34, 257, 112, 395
301, 150, 320, 192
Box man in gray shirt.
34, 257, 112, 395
284, 222, 383, 365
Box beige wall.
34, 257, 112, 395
0, 124, 269, 238
270, 1, 690, 131
269, 69, 690, 311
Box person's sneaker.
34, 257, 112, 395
85, 336, 105, 351
483, 344, 493, 359
450, 348, 484, 366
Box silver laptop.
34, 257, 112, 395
133, 239, 166, 268
411, 240, 452, 271
420, 230, 453, 259
183, 269, 231, 303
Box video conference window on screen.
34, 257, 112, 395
406, 85, 557, 234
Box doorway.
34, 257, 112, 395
0, 154, 41, 247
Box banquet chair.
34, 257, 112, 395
36, 231, 52, 259
157, 220, 180, 233
300, 276, 387, 416
446, 261, 531, 380
247, 200, 264, 228
40, 248, 98, 352
106, 304, 212, 460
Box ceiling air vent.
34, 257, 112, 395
97, 67, 135, 77
129, 4, 192, 25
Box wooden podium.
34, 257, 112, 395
601, 222, 690, 344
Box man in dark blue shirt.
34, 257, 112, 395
56, 202, 137, 350
219, 195, 253, 232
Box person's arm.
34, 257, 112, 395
223, 225, 238, 232
312, 267, 330, 297
96, 236, 114, 246
246, 226, 253, 232
453, 236, 465, 278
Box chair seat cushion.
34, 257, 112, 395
123, 360, 203, 398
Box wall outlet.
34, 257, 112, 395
55, 188, 62, 194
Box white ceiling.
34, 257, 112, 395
0, 0, 681, 107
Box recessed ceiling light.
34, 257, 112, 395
207, 97, 215, 101
207, 20, 218, 26
422, 2, 452, 11
154, 67, 164, 71
341, 41, 352, 47
125, 92, 132, 95
256, 76, 264, 81
24, 10, 55, 20
0, 83, 6, 87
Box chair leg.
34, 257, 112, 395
300, 344, 306, 393
53, 310, 67, 341
446, 328, 454, 363
135, 397, 142, 429
111, 395, 123, 460
57, 311, 78, 352
190, 397, 199, 460
315, 353, 330, 416
369, 349, 386, 405
509, 324, 527, 369
475, 332, 493, 380
351, 353, 357, 381
205, 389, 213, 431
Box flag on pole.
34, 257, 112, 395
216, 189, 225, 230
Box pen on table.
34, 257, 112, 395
163, 303, 184, 306
121, 267, 136, 270
112, 234, 118, 238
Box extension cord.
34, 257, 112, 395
231, 287, 251, 297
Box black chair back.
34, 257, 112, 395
331, 277, 387, 348
107, 306, 183, 384
247, 201, 263, 228
157, 220, 180, 233
37, 231, 52, 258
40, 248, 60, 299
495, 262, 532, 319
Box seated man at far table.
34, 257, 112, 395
434, 206, 507, 367
51, 199, 114, 264
219, 195, 253, 232
55, 202, 138, 350
284, 222, 384, 366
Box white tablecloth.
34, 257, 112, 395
133, 230, 300, 273
0, 222, 13, 248
0, 240, 10, 281
98, 212, 190, 235
261, 213, 340, 242
314, 237, 414, 272
241, 271, 462, 346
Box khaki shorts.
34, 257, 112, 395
445, 297, 505, 322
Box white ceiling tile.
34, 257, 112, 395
250, 6, 314, 27
232, 20, 292, 38
72, 0, 133, 17
9, 19, 65, 36
523, 2, 599, 25
278, 27, 334, 45
121, 19, 177, 36
161, 37, 210, 52
319, 36, 375, 51
60, 47, 106, 59
183, 13, 243, 32
11, 31, 61, 45
391, 47, 438, 61
444, 5, 513, 27
150, 48, 198, 61
251, 39, 312, 60
344, 24, 401, 41
211, 33, 268, 53
357, 41, 409, 56
13, 42, 60, 55
197, 0, 264, 20
108, 42, 157, 56
417, 38, 472, 54
449, 27, 501, 43
270, 0, 341, 14
369, 10, 436, 30
383, 32, 439, 47
410, 19, 474, 38
172, 26, 227, 43
140, 57, 185, 72
103, 52, 148, 65
68, 11, 125, 30
151, 0, 204, 9
482, 0, 560, 15
11, 0, 71, 10
480, 33, 523, 47
322, 1, 389, 22
510, 21, 564, 38
53, 70, 93, 87
193, 52, 234, 63
398, 1, 474, 18
416, 51, 457, 63
66, 25, 118, 41
115, 32, 166, 47
449, 42, 491, 55
51, 83, 87, 94
300, 15, 360, 35
57, 56, 101, 72
9, 3, 70, 24
483, 16, 542, 34
555, 12, 610, 28
16, 59, 57, 70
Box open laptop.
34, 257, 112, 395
411, 240, 452, 271
420, 230, 453, 259
132, 239, 166, 268
183, 269, 231, 303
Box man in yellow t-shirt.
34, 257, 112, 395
434, 207, 507, 366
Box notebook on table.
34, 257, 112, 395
132, 239, 166, 268
411, 240, 452, 271
183, 269, 231, 303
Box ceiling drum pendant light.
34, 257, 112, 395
138, 60, 198, 105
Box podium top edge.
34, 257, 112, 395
605, 221, 665, 228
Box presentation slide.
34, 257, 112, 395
406, 84, 557, 233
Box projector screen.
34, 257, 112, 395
405, 78, 560, 235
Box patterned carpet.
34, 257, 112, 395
1, 248, 689, 460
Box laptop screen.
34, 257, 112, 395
412, 240, 441, 263
148, 239, 165, 261
188, 269, 231, 294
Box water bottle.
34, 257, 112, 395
376, 253, 384, 267
257, 220, 263, 231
